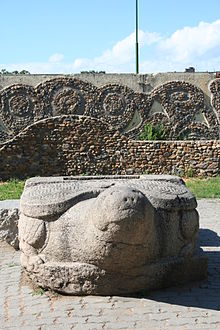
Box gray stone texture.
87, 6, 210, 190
18, 175, 207, 295
0, 200, 20, 249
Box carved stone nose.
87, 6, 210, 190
104, 186, 146, 207
121, 189, 146, 209
92, 186, 152, 231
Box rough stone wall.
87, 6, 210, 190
0, 77, 219, 179
0, 77, 219, 143
0, 115, 219, 180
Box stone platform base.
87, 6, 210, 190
23, 252, 207, 296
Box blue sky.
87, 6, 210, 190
1, 0, 220, 73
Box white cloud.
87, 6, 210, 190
48, 53, 64, 63
73, 21, 220, 73
72, 30, 161, 72
1, 20, 220, 73
159, 20, 220, 63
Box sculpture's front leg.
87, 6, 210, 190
18, 214, 47, 270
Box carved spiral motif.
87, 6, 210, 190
9, 95, 31, 116
152, 81, 204, 118
103, 93, 125, 116
144, 81, 219, 140
36, 78, 99, 117
52, 88, 85, 115
169, 91, 190, 103
0, 85, 41, 135
94, 85, 138, 131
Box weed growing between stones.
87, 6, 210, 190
32, 286, 45, 296
139, 123, 167, 141
185, 167, 195, 178
172, 166, 195, 178
8, 263, 19, 268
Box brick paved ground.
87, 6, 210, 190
0, 199, 220, 330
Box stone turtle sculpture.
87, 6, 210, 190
18, 175, 207, 295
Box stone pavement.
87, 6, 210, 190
0, 199, 220, 330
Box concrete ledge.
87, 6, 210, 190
0, 199, 20, 209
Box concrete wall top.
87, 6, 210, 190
0, 72, 216, 96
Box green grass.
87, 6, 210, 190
0, 179, 25, 200
185, 176, 220, 199
0, 177, 219, 200
8, 262, 19, 268
32, 286, 45, 296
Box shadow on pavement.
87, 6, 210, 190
198, 228, 220, 247
142, 228, 220, 311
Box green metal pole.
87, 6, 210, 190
136, 0, 139, 74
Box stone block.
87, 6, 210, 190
18, 175, 207, 295
0, 200, 20, 249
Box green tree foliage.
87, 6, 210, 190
0, 69, 30, 75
